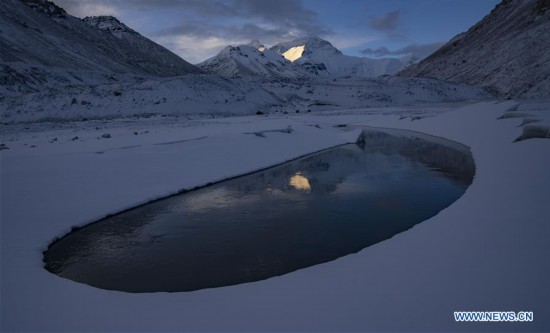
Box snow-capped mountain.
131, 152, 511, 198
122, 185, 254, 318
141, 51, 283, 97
197, 42, 309, 78
399, 0, 550, 98
0, 0, 200, 97
271, 37, 404, 77
200, 37, 405, 79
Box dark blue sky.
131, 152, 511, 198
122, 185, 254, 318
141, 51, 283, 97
55, 0, 500, 63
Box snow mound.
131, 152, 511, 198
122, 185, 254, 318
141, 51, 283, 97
496, 99, 550, 141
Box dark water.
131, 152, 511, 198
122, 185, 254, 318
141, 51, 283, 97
43, 129, 475, 293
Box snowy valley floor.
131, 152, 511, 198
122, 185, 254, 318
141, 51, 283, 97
1, 100, 550, 332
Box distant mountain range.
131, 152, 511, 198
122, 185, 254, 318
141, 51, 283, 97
198, 37, 404, 78
1, 0, 548, 100
399, 0, 550, 98
0, 0, 491, 123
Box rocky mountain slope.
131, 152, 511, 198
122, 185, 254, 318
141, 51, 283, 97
399, 0, 550, 98
0, 0, 200, 98
83, 15, 198, 75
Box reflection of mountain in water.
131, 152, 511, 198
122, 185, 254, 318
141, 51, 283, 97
229, 145, 364, 195
223, 130, 474, 196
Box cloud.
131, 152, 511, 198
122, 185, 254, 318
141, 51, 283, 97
150, 0, 331, 40
330, 35, 378, 50
54, 0, 332, 62
157, 35, 233, 64
360, 42, 445, 59
55, 0, 329, 36
118, 0, 241, 16
235, 0, 328, 35
55, 0, 235, 16
156, 22, 288, 41
368, 10, 401, 32
361, 46, 389, 57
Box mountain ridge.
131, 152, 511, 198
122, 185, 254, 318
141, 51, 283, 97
0, 0, 200, 97
399, 0, 550, 98
197, 43, 309, 78
83, 15, 199, 75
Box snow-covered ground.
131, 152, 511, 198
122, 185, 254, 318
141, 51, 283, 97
0, 74, 488, 123
1, 100, 550, 331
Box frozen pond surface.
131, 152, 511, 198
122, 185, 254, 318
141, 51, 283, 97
43, 129, 475, 293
